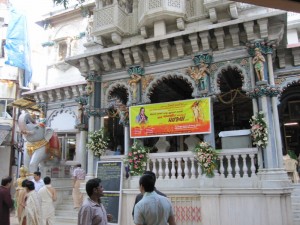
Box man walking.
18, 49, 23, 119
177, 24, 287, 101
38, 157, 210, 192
134, 174, 176, 225
0, 176, 14, 225
38, 176, 57, 225
72, 164, 86, 209
78, 178, 112, 225
32, 171, 45, 192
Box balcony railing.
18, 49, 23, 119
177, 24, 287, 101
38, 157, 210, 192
102, 147, 258, 182
93, 4, 129, 38
138, 0, 186, 27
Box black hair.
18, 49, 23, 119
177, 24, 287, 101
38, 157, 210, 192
43, 176, 51, 185
86, 178, 101, 197
21, 179, 28, 188
33, 171, 41, 177
139, 174, 155, 192
77, 164, 82, 167
143, 171, 156, 184
1, 176, 12, 186
25, 181, 35, 191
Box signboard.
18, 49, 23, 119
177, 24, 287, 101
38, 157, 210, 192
129, 98, 211, 138
96, 161, 123, 225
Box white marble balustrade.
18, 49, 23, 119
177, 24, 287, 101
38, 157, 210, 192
146, 148, 258, 180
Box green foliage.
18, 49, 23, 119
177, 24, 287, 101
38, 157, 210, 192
53, 0, 86, 9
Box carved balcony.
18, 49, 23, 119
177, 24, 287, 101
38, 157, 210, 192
138, 0, 186, 27
93, 3, 130, 44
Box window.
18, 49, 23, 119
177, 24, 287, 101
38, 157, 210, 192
58, 41, 68, 61
0, 99, 13, 118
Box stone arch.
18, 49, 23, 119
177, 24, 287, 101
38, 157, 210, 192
211, 63, 250, 95
104, 81, 131, 107
278, 76, 300, 100
47, 108, 77, 130
143, 72, 197, 103
53, 24, 79, 40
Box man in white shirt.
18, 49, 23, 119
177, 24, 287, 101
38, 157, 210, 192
32, 171, 45, 192
134, 174, 176, 225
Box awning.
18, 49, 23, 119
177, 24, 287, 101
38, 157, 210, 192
9, 97, 41, 112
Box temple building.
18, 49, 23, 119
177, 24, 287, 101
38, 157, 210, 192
9, 0, 300, 224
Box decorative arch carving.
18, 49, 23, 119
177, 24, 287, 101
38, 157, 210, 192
47, 108, 77, 128
211, 63, 251, 95
279, 77, 300, 97
143, 72, 197, 103
104, 81, 131, 107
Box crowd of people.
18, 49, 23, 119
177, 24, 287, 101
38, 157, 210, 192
0, 171, 57, 225
1, 167, 177, 225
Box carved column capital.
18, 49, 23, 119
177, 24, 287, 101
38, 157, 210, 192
146, 43, 157, 63
100, 53, 112, 71
174, 36, 185, 57
160, 39, 171, 60
276, 49, 285, 68
229, 25, 240, 47
189, 33, 200, 53
243, 21, 255, 41
199, 31, 211, 51
63, 86, 73, 99
292, 47, 300, 66
122, 48, 134, 66
214, 28, 225, 50
112, 50, 124, 69
257, 18, 269, 39
131, 46, 143, 65
87, 56, 101, 72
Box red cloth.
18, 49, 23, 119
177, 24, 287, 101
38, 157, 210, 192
0, 186, 13, 225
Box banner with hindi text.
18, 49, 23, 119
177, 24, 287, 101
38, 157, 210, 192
129, 98, 211, 138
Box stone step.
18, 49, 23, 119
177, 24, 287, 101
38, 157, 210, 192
56, 202, 74, 208
56, 209, 78, 217
55, 215, 77, 225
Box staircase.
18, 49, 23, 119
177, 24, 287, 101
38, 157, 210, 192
55, 193, 78, 225
292, 183, 300, 225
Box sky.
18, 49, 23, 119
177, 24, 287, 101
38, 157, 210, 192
8, 0, 53, 43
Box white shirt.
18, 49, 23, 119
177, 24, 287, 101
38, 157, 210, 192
32, 178, 45, 192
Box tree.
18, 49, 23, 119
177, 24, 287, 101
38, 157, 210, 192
53, 0, 86, 9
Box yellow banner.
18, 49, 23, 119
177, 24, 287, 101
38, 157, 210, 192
129, 98, 211, 138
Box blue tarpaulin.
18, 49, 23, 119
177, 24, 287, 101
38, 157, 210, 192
4, 8, 32, 87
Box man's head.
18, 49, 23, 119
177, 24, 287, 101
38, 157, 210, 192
143, 171, 156, 185
139, 174, 155, 193
25, 180, 35, 191
21, 179, 28, 188
1, 176, 12, 188
77, 164, 82, 168
86, 178, 104, 198
44, 176, 51, 185
33, 171, 41, 181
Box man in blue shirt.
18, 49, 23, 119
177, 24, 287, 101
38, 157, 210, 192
134, 174, 176, 225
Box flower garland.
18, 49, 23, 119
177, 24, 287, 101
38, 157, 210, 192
249, 111, 268, 148
193, 141, 218, 177
86, 128, 109, 157
124, 142, 149, 176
